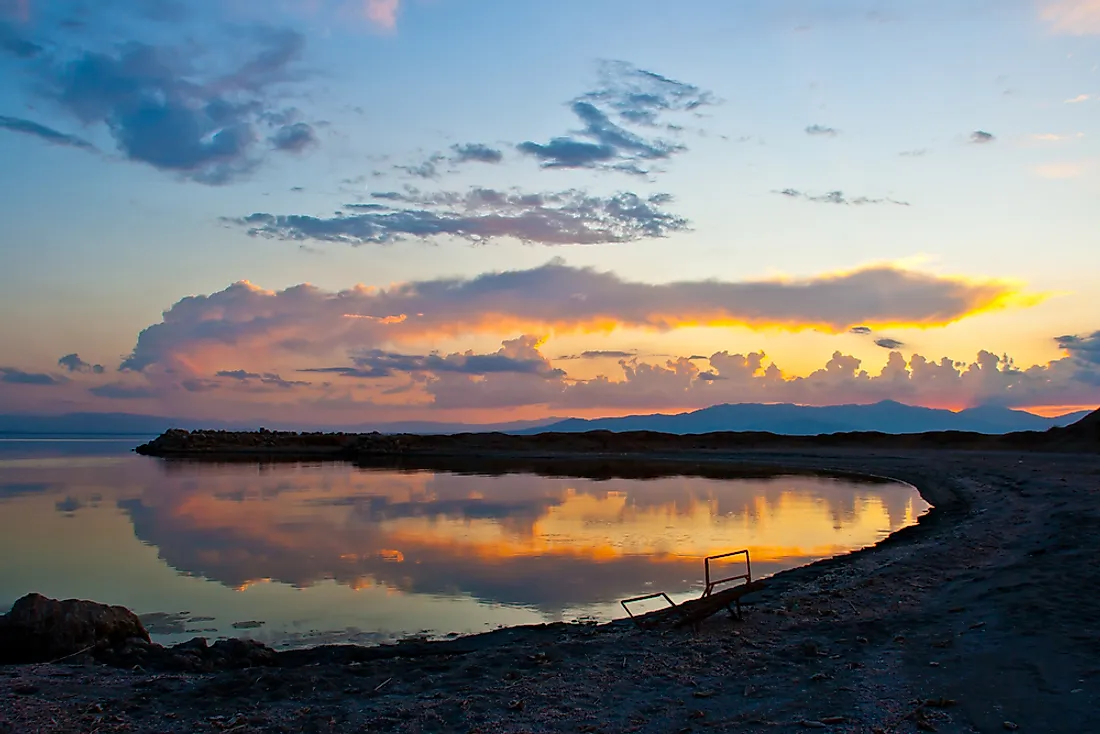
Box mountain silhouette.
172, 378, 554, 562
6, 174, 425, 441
523, 400, 1089, 436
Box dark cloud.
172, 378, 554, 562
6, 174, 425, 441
305, 340, 564, 381
298, 366, 392, 379
516, 138, 617, 169
1057, 331, 1100, 366
396, 143, 505, 179
89, 382, 157, 399
805, 124, 838, 137
233, 188, 690, 246
517, 61, 714, 175
970, 131, 995, 144
776, 189, 910, 206
216, 369, 262, 381
849, 326, 873, 335
58, 353, 105, 374
0, 367, 63, 385
450, 142, 503, 164
270, 122, 317, 153
874, 338, 906, 350
0, 115, 97, 151
214, 370, 307, 388
0, 22, 41, 58
18, 27, 314, 183
395, 153, 446, 179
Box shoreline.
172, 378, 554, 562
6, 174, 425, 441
3, 448, 1099, 732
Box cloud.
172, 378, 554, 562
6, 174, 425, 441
1034, 161, 1089, 179
0, 367, 63, 385
775, 189, 910, 206
393, 144, 503, 179
517, 61, 715, 175
118, 261, 1032, 375
849, 326, 872, 335
1031, 133, 1083, 142
970, 131, 996, 144
1065, 94, 1093, 103
58, 353, 104, 374
14, 26, 315, 183
0, 21, 40, 58
303, 337, 565, 380
874, 338, 905, 350
450, 143, 503, 165
0, 115, 96, 151
1040, 0, 1100, 35
395, 153, 446, 179
805, 124, 838, 137
394, 341, 1100, 413
899, 149, 928, 157
270, 122, 317, 153
88, 382, 158, 399
364, 0, 400, 30
214, 370, 308, 388
1057, 331, 1100, 366
233, 188, 690, 246
558, 350, 638, 360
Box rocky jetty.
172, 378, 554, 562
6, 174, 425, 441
135, 408, 1100, 461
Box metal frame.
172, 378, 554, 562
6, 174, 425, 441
618, 549, 758, 630
620, 592, 679, 628
702, 549, 752, 597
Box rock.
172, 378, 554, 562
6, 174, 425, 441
0, 594, 150, 664
209, 638, 278, 668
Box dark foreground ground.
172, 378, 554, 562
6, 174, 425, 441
3, 448, 1099, 733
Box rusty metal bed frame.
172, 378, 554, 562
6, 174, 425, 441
620, 549, 760, 630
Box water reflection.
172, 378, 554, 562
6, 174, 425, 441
0, 444, 928, 646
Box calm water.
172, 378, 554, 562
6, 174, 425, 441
0, 438, 928, 648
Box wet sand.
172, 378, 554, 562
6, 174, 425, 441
2, 448, 1099, 733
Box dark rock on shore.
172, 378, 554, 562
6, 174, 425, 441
0, 593, 150, 664
0, 594, 281, 670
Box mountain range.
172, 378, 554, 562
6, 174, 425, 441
521, 401, 1090, 436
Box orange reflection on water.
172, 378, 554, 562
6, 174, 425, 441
380, 484, 922, 566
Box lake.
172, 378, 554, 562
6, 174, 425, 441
0, 438, 929, 648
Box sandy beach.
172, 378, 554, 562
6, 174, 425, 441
2, 446, 1098, 733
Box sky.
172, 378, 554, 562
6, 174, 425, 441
0, 0, 1098, 425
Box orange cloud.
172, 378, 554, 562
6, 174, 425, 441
119, 261, 1038, 374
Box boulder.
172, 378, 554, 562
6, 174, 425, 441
0, 593, 150, 664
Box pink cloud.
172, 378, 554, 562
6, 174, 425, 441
1040, 0, 1100, 35
364, 0, 399, 30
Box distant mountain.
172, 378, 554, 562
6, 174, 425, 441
523, 401, 1091, 436
0, 412, 562, 436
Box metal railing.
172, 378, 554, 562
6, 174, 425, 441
620, 591, 679, 628
702, 549, 752, 597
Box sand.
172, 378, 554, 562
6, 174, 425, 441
2, 448, 1099, 733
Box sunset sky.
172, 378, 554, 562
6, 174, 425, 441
1, 0, 1098, 424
